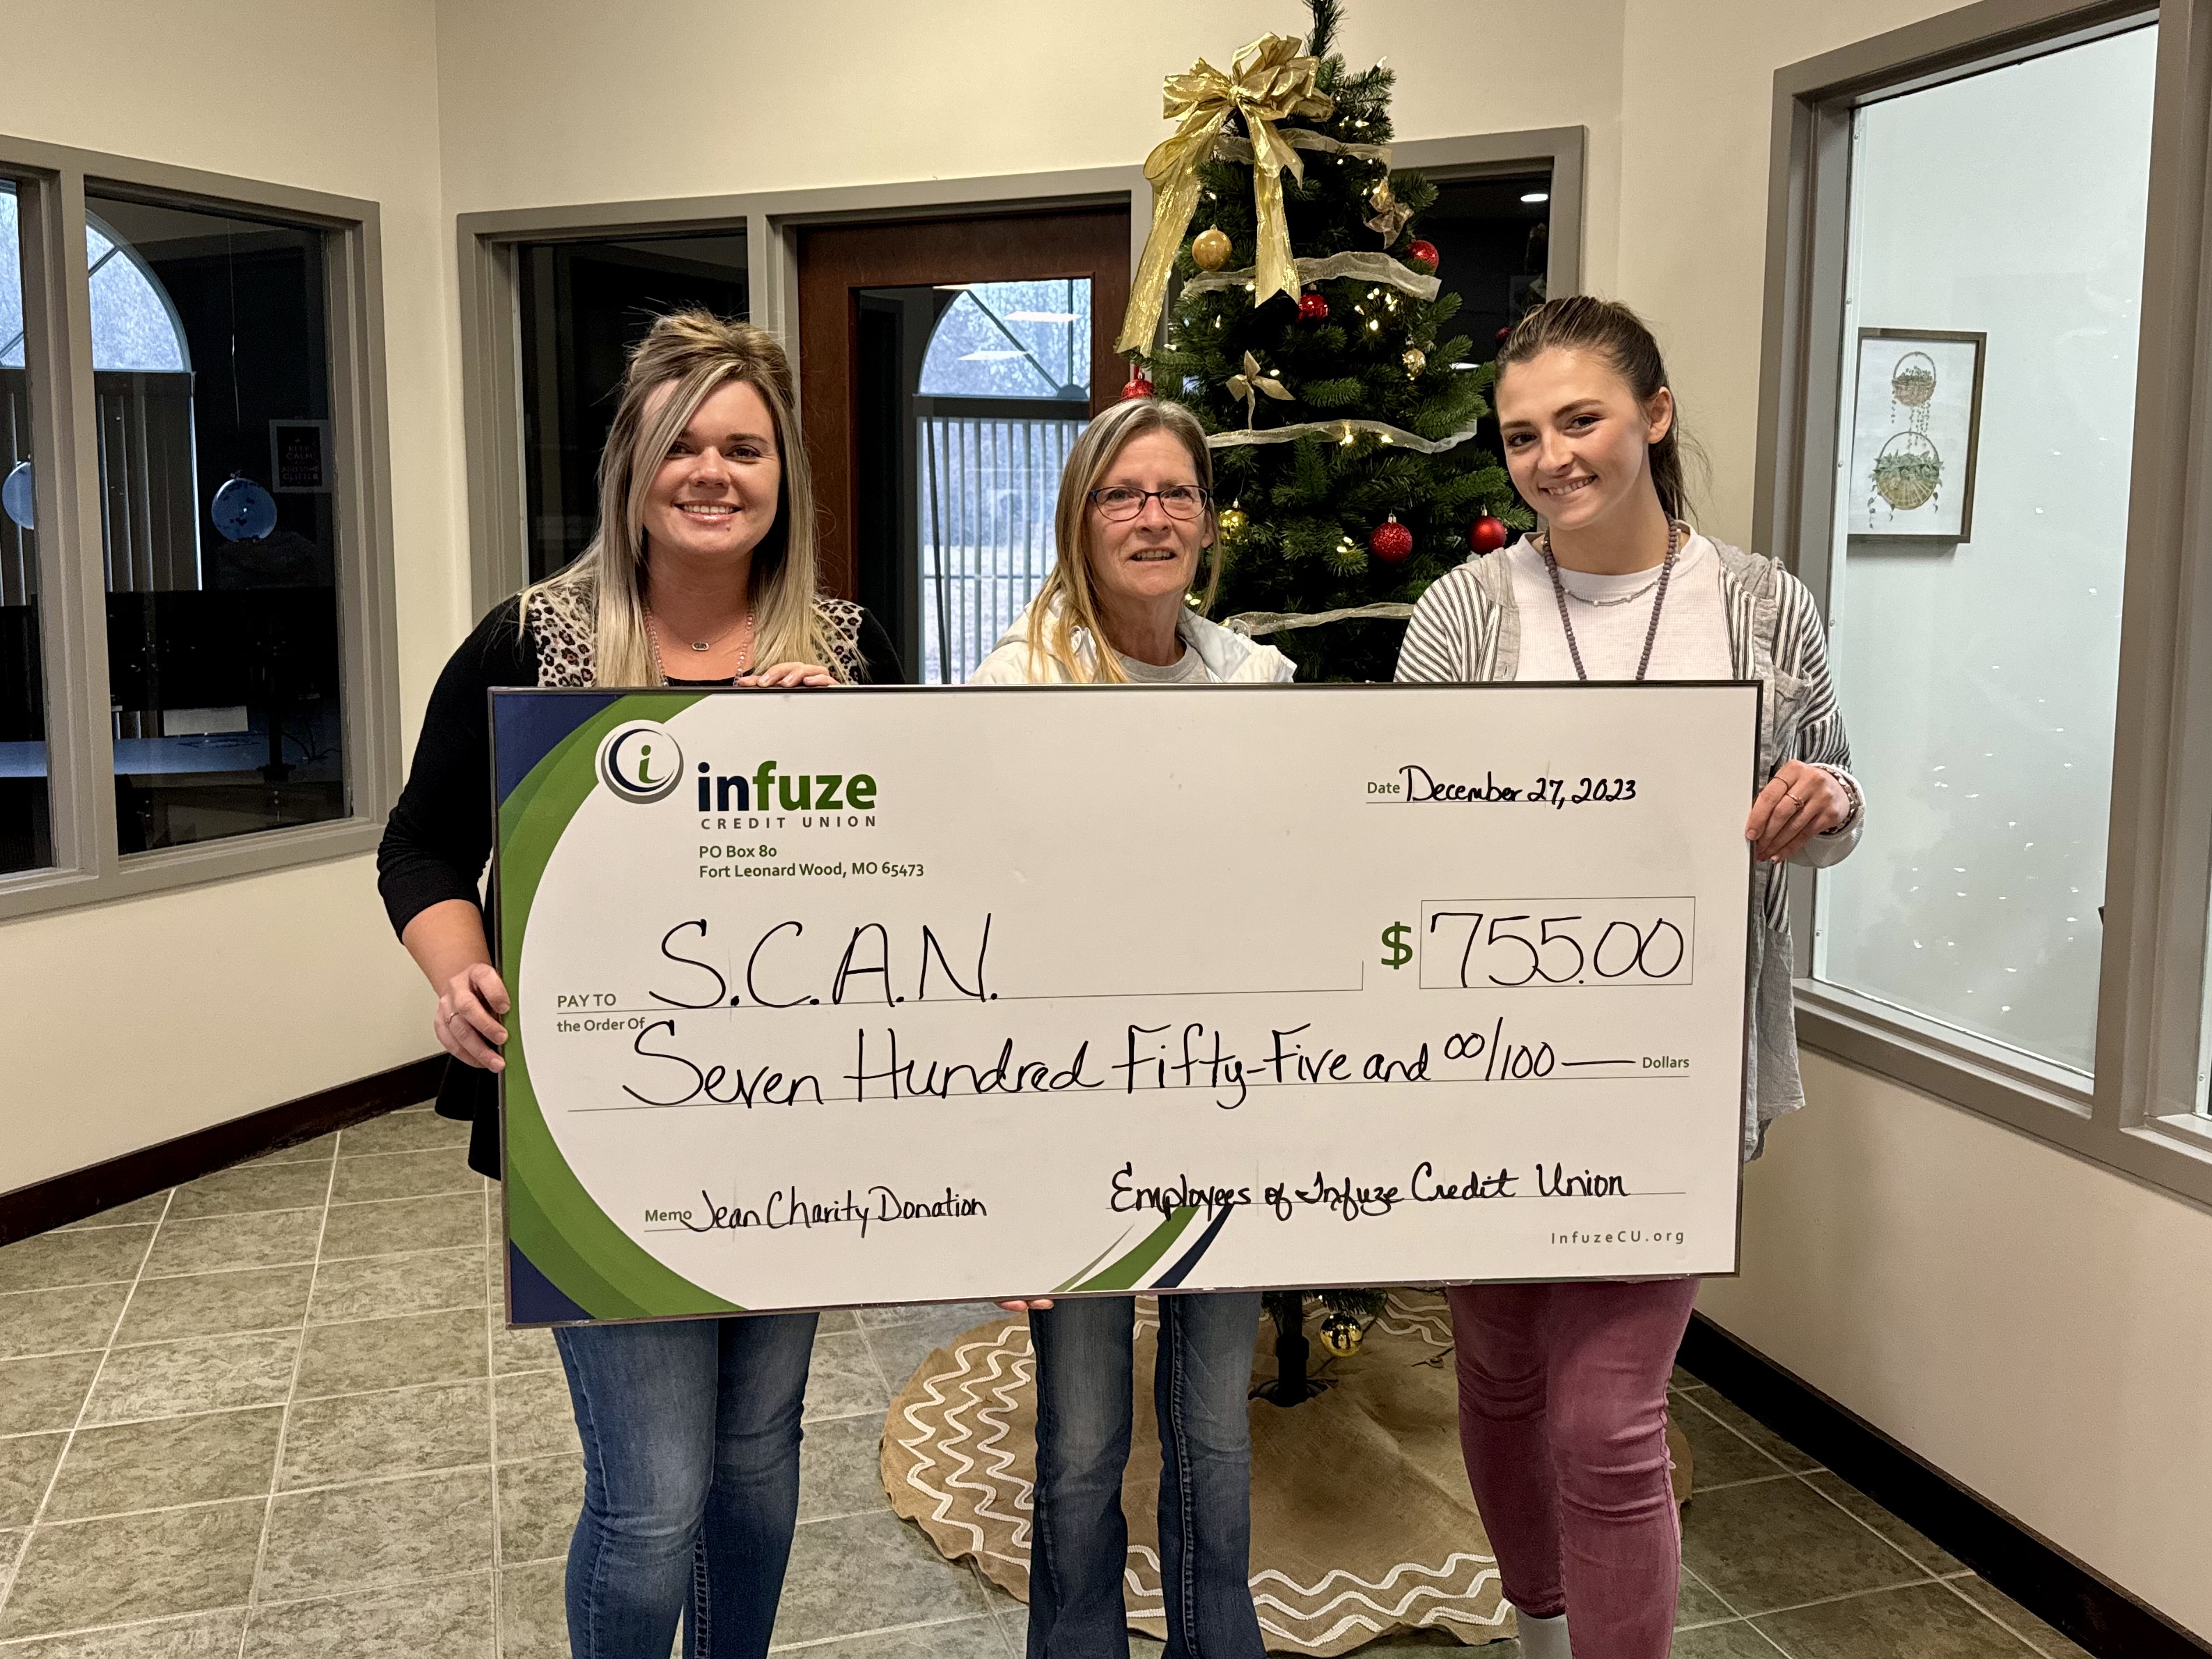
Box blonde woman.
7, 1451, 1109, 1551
377, 311, 901, 1659
974, 396, 1288, 1658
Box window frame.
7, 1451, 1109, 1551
1754, 0, 2212, 1206
453, 127, 1588, 616
0, 136, 400, 921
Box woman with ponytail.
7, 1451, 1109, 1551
1396, 296, 1864, 1658
377, 311, 902, 1658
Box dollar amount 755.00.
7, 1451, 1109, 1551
1387, 898, 1697, 990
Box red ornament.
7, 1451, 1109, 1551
1407, 239, 1440, 273
1370, 514, 1413, 563
1121, 366, 1155, 400
1471, 514, 1511, 554
1495, 325, 1513, 347
1298, 289, 1329, 322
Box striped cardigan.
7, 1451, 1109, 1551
1395, 538, 1864, 1158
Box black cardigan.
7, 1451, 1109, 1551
377, 596, 905, 1176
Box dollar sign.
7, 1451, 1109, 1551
1380, 921, 1412, 970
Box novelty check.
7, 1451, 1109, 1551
493, 682, 1758, 1325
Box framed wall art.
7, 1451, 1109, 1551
1846, 327, 1986, 540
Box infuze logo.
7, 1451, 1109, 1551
696, 761, 878, 814
595, 721, 684, 804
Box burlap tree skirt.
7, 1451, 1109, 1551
879, 1291, 1693, 1655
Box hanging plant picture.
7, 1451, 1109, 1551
1847, 329, 1986, 540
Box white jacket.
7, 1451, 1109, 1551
969, 599, 1296, 685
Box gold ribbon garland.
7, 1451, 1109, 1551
1206, 410, 1486, 455
1179, 249, 1441, 303
1115, 33, 1334, 356
1223, 601, 1417, 639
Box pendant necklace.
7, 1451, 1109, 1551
644, 602, 754, 680
1541, 521, 1681, 683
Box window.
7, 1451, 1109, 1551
1813, 26, 2157, 1077
91, 196, 350, 852
0, 183, 49, 875
914, 280, 1091, 684
0, 147, 396, 920
515, 231, 749, 582
916, 280, 1091, 400
1761, 0, 2212, 1203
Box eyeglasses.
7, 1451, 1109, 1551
1086, 485, 1213, 522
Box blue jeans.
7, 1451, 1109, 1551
554, 1313, 818, 1659
1027, 1293, 1265, 1659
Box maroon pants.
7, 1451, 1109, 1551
1447, 1279, 1701, 1658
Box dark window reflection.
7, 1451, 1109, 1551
517, 232, 748, 582
0, 182, 52, 874
1422, 172, 1553, 527
88, 196, 345, 855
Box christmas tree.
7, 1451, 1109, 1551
1135, 0, 1532, 685
1116, 0, 1527, 1398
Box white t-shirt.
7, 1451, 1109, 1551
1502, 532, 1734, 682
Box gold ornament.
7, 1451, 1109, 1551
1218, 504, 1249, 540
1319, 1312, 1364, 1357
1366, 176, 1413, 243
1401, 346, 1427, 378
1116, 33, 1335, 354
1191, 227, 1231, 272
1225, 350, 1293, 428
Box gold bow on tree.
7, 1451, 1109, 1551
1366, 177, 1412, 244
1115, 33, 1335, 356
1226, 351, 1293, 428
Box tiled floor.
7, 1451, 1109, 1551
0, 1105, 2097, 1658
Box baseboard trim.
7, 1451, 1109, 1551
0, 1055, 446, 1246
1679, 1313, 2209, 1658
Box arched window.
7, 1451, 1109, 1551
0, 195, 190, 372
917, 280, 1089, 402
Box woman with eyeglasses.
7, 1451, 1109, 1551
972, 395, 1291, 1657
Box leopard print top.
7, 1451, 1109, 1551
524, 582, 869, 687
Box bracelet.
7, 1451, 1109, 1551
1813, 765, 1862, 836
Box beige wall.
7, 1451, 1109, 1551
0, 0, 452, 1189
430, 0, 1628, 263
1705, 1057, 2212, 1636
6, 0, 2209, 1637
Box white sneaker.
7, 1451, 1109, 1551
1515, 1607, 1572, 1659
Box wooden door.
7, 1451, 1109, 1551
795, 207, 1130, 602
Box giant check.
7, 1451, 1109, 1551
494, 683, 1759, 1325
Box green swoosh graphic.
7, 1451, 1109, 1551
1065, 1207, 1200, 1292
499, 691, 739, 1321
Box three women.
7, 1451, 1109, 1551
382, 291, 1857, 1659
